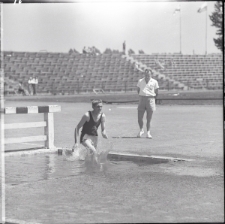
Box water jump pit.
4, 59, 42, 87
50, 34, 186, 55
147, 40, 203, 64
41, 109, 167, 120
57, 148, 192, 165
5, 148, 193, 184
5, 147, 193, 165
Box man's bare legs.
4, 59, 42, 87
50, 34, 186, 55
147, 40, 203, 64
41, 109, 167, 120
146, 110, 153, 138
137, 109, 153, 138
137, 110, 145, 137
82, 139, 98, 163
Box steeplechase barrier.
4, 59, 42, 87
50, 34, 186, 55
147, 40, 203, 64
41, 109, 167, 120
4, 105, 61, 152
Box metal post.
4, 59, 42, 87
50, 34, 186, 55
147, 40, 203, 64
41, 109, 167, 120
44, 112, 54, 149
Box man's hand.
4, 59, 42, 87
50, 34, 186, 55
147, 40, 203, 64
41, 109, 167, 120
72, 143, 79, 152
102, 130, 108, 139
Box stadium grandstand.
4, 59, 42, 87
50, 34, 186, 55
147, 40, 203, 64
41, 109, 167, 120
3, 51, 223, 95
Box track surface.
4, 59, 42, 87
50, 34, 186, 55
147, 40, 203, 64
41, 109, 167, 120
2, 96, 224, 223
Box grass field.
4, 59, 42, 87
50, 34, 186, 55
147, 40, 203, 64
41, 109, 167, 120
3, 93, 224, 223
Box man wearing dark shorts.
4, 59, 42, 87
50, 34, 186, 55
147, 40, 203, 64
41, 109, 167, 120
73, 99, 108, 162
136, 68, 159, 139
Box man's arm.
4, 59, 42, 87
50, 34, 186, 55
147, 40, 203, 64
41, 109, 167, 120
73, 113, 88, 149
137, 87, 140, 95
155, 88, 159, 98
154, 80, 159, 99
101, 114, 108, 139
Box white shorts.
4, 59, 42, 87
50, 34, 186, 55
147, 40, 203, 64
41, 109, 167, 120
138, 95, 156, 112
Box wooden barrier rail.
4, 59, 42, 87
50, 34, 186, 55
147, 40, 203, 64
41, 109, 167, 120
4, 105, 61, 149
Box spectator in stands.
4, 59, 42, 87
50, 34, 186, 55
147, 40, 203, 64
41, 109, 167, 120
28, 77, 33, 95
18, 82, 26, 96
30, 77, 36, 95
136, 68, 159, 139
72, 99, 108, 163
33, 77, 38, 95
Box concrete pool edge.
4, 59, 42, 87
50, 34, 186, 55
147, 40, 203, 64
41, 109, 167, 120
4, 148, 194, 162
4, 148, 57, 156
5, 218, 42, 224
107, 151, 194, 162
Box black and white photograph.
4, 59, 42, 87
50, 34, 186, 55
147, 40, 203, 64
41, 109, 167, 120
0, 0, 223, 223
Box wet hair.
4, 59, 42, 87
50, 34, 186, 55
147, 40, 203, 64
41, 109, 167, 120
92, 99, 102, 107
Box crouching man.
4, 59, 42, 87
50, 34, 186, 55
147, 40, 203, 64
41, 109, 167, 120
73, 99, 108, 162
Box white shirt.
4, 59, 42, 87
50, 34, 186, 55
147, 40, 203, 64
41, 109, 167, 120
29, 78, 38, 84
137, 77, 159, 96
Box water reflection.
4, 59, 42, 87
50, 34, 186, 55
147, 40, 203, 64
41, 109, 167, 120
6, 151, 111, 186
43, 154, 55, 180
62, 149, 110, 175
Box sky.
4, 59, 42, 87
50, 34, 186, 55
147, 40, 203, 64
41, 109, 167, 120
2, 1, 222, 55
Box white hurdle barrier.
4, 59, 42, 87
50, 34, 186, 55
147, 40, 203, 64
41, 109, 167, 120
4, 105, 61, 150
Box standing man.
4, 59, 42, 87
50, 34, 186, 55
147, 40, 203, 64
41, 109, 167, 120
28, 77, 33, 95
34, 77, 38, 95
17, 82, 26, 96
73, 99, 108, 162
136, 67, 159, 139
31, 77, 36, 96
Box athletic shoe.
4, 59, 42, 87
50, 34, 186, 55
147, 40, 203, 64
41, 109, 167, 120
146, 132, 152, 139
137, 130, 144, 138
